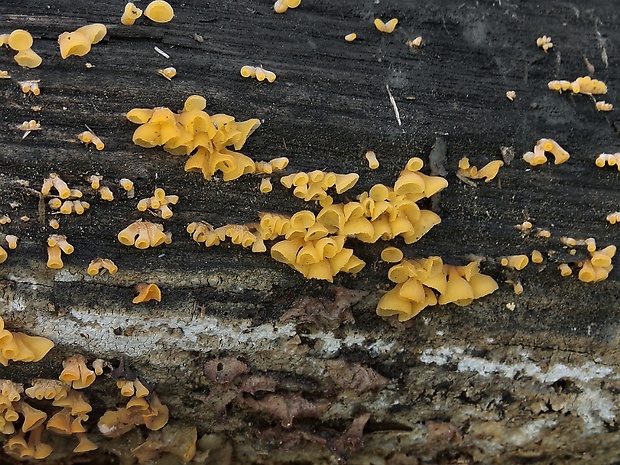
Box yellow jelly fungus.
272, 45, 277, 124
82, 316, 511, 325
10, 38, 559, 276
606, 212, 620, 224
99, 186, 114, 201
548, 80, 571, 92
0, 245, 8, 264
345, 33, 357, 42
8, 30, 33, 51
273, 0, 301, 13
74, 434, 98, 453
60, 354, 96, 389
374, 18, 398, 33
19, 120, 41, 131
536, 229, 551, 238
92, 359, 106, 375
531, 249, 543, 263
511, 280, 524, 295
596, 101, 613, 111
144, 0, 175, 23
87, 258, 118, 275
46, 235, 73, 269
0, 215, 10, 225
121, 2, 143, 25
87, 175, 101, 190
58, 23, 107, 59
595, 153, 620, 169
365, 150, 379, 169
515, 220, 533, 231
14, 48, 43, 68
137, 188, 179, 218
407, 36, 423, 47
5, 235, 18, 250
19, 80, 40, 96
549, 76, 607, 95
585, 237, 596, 252
120, 178, 134, 191
77, 130, 104, 150
133, 283, 162, 303
0, 70, 9, 78
117, 380, 136, 397
240, 65, 256, 78
536, 35, 553, 51
158, 67, 177, 80
0, 317, 55, 366
500, 254, 529, 270
25, 379, 68, 401
260, 178, 273, 194
118, 220, 171, 249
241, 65, 276, 83
49, 218, 60, 229
506, 90, 516, 101
381, 246, 403, 263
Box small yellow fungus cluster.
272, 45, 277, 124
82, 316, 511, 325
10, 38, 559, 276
500, 254, 529, 270
0, 70, 9, 78
273, 0, 301, 14
133, 283, 162, 303
595, 152, 620, 170
58, 24, 107, 59
0, 318, 54, 367
536, 35, 553, 52
374, 18, 398, 33
506, 90, 516, 101
121, 2, 143, 25
137, 188, 179, 219
457, 157, 504, 182
19, 120, 41, 134
345, 33, 357, 42
42, 173, 71, 198
118, 220, 171, 249
577, 245, 616, 282
595, 101, 613, 112
87, 175, 114, 200
49, 198, 90, 215
515, 220, 533, 231
0, 29, 42, 68
77, 130, 104, 150
98, 393, 169, 438
0, 246, 7, 264
18, 80, 40, 95
117, 378, 149, 398
561, 236, 597, 251
260, 178, 273, 193
280, 171, 359, 202
407, 36, 423, 48
377, 257, 498, 321
548, 76, 607, 95
606, 212, 620, 224
187, 221, 224, 247
4, 425, 53, 459
536, 229, 551, 238
158, 67, 177, 80
60, 354, 96, 389
87, 258, 118, 275
145, 0, 175, 23
365, 150, 379, 169
523, 138, 570, 166
127, 95, 260, 181
254, 157, 289, 174
25, 379, 68, 401
240, 65, 277, 83
47, 234, 74, 269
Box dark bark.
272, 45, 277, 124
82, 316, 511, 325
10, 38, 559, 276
0, 0, 619, 463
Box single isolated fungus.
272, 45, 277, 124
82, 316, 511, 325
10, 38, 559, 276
536, 35, 553, 51
158, 67, 177, 80
531, 249, 543, 264
77, 130, 104, 150
144, 0, 175, 23
345, 33, 357, 42
121, 2, 143, 25
374, 18, 398, 33
260, 178, 273, 194
133, 283, 162, 303
595, 101, 613, 112
381, 246, 403, 263
506, 90, 516, 101
365, 150, 379, 169
407, 36, 423, 47
523, 138, 569, 166
5, 235, 18, 250
58, 23, 107, 59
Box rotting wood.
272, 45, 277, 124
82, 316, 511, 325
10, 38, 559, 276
0, 1, 619, 464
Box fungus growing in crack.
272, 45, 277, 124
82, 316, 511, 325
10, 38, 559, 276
58, 24, 107, 59
121, 2, 143, 25
144, 0, 175, 23
118, 220, 171, 248
133, 283, 162, 303
60, 354, 96, 389
77, 130, 104, 150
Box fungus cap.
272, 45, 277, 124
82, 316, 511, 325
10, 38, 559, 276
144, 0, 175, 23
8, 30, 33, 51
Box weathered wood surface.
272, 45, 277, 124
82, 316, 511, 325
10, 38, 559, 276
0, 0, 619, 463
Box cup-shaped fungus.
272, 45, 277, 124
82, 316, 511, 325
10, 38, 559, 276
381, 246, 403, 263
118, 221, 171, 249
365, 150, 379, 169
15, 401, 47, 432
52, 390, 92, 416
133, 283, 162, 303
596, 101, 613, 111
500, 254, 529, 270
77, 130, 104, 150
14, 49, 42, 68
58, 24, 107, 59
41, 173, 71, 199
60, 354, 96, 389
47, 234, 73, 269
25, 379, 67, 401
0, 245, 8, 264
5, 235, 17, 250
260, 178, 273, 193
121, 2, 143, 25
144, 0, 175, 22
8, 30, 33, 51
74, 433, 98, 453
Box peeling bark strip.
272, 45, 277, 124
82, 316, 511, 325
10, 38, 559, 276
0, 0, 619, 463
